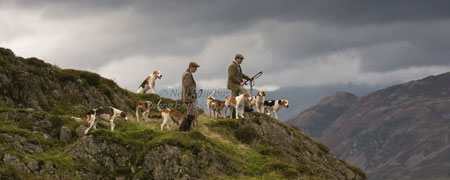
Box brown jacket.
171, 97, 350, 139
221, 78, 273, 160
182, 69, 196, 103
227, 61, 250, 91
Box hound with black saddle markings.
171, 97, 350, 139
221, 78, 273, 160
137, 70, 162, 94
84, 106, 128, 134
136, 101, 152, 121
263, 99, 289, 120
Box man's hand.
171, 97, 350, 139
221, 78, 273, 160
240, 82, 245, 86
250, 77, 254, 81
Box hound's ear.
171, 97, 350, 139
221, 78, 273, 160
153, 70, 158, 75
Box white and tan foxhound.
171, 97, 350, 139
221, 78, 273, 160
137, 70, 162, 94
84, 106, 128, 134
225, 93, 252, 119
157, 100, 185, 130
250, 90, 266, 113
205, 90, 216, 116
135, 101, 152, 121
210, 99, 227, 118
264, 99, 289, 120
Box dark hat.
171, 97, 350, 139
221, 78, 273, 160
189, 62, 200, 67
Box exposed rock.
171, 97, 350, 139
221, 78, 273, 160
0, 133, 14, 142
26, 160, 40, 172
59, 126, 72, 142
0, 111, 8, 120
3, 153, 29, 173
76, 125, 87, 138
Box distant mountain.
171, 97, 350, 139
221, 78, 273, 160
287, 92, 359, 139
288, 72, 450, 180
265, 84, 384, 121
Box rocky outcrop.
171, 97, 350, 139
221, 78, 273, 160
288, 72, 450, 180
68, 135, 233, 180
0, 108, 366, 179
243, 113, 364, 180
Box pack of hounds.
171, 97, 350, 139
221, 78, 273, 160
83, 70, 289, 134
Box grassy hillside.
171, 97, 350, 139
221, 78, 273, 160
0, 47, 180, 116
0, 47, 365, 179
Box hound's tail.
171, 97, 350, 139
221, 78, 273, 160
157, 100, 162, 112
71, 116, 83, 121
208, 89, 216, 98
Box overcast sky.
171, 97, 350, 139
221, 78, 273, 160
1, 0, 450, 92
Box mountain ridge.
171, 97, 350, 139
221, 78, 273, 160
288, 72, 450, 180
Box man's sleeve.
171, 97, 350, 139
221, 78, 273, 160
242, 73, 250, 81
228, 64, 242, 84
182, 73, 193, 95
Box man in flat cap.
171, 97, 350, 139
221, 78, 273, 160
227, 54, 253, 118
180, 62, 200, 131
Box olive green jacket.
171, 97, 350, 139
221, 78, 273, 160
182, 69, 196, 103
227, 61, 250, 91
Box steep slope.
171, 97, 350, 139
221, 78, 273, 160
0, 48, 365, 179
287, 92, 359, 140
289, 72, 450, 180
0, 47, 173, 116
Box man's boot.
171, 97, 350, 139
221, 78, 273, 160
231, 108, 236, 119
244, 101, 253, 113
179, 115, 194, 131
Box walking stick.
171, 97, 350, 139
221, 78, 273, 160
244, 71, 263, 94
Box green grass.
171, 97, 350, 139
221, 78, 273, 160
32, 147, 74, 168
0, 117, 50, 146
0, 165, 29, 180
0, 106, 18, 112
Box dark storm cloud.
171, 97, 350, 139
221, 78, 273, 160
1, 0, 450, 88
13, 0, 448, 72
8, 0, 450, 24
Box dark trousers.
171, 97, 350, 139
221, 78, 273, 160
179, 101, 197, 131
